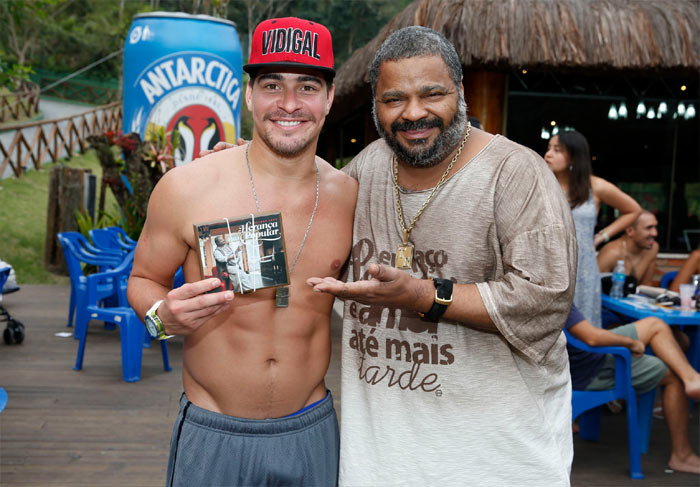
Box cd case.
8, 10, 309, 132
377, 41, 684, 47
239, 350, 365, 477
193, 211, 289, 294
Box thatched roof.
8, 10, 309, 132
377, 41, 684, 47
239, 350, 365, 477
334, 0, 700, 98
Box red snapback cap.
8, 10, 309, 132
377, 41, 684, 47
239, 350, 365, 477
244, 17, 335, 79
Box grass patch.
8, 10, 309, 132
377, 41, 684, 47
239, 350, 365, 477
0, 150, 118, 284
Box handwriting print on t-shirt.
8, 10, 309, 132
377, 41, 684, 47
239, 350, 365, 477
346, 237, 456, 396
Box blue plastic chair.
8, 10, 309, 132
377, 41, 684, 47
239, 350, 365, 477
72, 250, 171, 382
57, 232, 124, 329
0, 387, 7, 413
112, 227, 137, 248
660, 271, 678, 289
90, 228, 136, 253
107, 226, 138, 246
60, 231, 124, 262
565, 329, 655, 479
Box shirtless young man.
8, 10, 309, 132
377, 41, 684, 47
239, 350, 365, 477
127, 17, 357, 486
598, 210, 659, 285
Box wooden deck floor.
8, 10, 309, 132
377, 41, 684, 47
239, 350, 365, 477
0, 285, 697, 486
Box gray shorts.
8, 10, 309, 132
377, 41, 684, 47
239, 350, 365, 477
585, 323, 668, 394
166, 392, 339, 487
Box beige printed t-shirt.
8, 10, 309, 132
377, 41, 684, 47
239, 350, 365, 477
338, 135, 577, 486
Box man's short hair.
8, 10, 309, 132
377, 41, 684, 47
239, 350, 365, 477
631, 210, 655, 229
369, 26, 462, 96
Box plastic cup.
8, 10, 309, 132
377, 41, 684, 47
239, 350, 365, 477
679, 284, 695, 310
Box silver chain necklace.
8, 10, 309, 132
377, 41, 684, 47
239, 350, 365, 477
245, 144, 319, 307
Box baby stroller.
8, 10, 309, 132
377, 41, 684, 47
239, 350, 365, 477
0, 266, 24, 345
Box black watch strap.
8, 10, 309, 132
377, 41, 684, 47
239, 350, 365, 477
418, 278, 453, 322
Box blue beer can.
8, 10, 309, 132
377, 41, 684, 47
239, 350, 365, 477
123, 12, 242, 165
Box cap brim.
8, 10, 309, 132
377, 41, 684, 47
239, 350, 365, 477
243, 62, 335, 79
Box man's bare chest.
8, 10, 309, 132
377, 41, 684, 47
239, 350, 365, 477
625, 252, 650, 279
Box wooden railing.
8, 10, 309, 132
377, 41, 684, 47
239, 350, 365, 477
0, 82, 40, 124
0, 102, 122, 178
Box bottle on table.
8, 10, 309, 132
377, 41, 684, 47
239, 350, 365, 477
691, 274, 700, 295
611, 259, 626, 299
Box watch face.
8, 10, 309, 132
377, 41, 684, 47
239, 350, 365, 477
145, 317, 159, 338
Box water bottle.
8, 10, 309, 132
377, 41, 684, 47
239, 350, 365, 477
691, 274, 700, 311
691, 274, 700, 296
610, 260, 626, 298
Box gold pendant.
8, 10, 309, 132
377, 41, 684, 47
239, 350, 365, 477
275, 286, 290, 307
396, 243, 414, 269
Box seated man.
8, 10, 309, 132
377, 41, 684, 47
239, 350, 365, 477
565, 303, 700, 474
670, 249, 700, 293
598, 210, 659, 285
597, 210, 668, 330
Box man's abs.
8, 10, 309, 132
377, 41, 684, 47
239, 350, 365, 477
180, 292, 333, 419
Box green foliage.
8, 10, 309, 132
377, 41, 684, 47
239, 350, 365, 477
0, 0, 60, 65
2, 0, 413, 83
280, 0, 414, 65
118, 199, 147, 241
0, 58, 35, 90
74, 208, 119, 238
39, 1, 142, 80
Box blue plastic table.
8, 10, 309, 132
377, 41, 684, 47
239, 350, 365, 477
602, 294, 700, 370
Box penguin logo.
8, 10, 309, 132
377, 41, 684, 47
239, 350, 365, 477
166, 105, 223, 166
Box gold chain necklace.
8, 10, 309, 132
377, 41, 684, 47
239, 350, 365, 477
392, 121, 471, 269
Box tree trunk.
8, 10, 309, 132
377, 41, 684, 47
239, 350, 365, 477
44, 166, 89, 274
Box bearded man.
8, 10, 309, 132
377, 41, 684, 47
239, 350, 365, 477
308, 26, 577, 486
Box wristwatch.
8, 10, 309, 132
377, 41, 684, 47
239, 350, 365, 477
417, 278, 453, 322
145, 300, 174, 340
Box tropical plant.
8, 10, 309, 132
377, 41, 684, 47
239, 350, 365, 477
143, 125, 180, 177
74, 208, 119, 238
87, 127, 180, 240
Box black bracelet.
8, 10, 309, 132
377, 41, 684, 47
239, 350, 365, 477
418, 278, 453, 322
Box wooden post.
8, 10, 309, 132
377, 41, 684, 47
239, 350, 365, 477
463, 71, 506, 135
98, 177, 107, 217
44, 166, 88, 274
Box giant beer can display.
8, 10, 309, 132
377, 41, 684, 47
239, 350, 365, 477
123, 12, 242, 165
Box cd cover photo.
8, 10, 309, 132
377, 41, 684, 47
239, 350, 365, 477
193, 211, 289, 294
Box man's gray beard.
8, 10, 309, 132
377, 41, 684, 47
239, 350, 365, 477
372, 95, 468, 168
